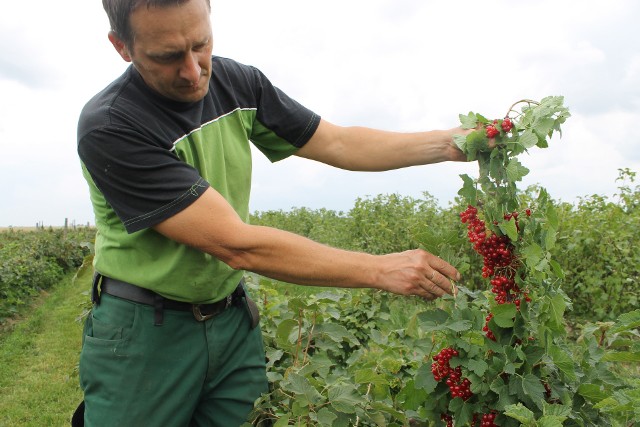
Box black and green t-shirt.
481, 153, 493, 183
78, 56, 320, 303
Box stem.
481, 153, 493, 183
302, 312, 317, 365
293, 308, 304, 366
504, 99, 539, 119
599, 329, 607, 347
354, 383, 373, 427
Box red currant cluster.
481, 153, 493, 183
446, 366, 473, 400
490, 274, 519, 305
461, 205, 533, 341
431, 347, 473, 401
479, 412, 498, 427
482, 313, 496, 341
485, 117, 514, 138
485, 124, 499, 138
431, 347, 458, 381
501, 118, 513, 132
445, 410, 498, 426
460, 206, 514, 278
441, 413, 453, 427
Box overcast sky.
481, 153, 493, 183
1, 0, 639, 227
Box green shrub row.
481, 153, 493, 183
251, 169, 639, 322
0, 228, 94, 322
2, 170, 636, 324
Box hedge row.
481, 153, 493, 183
251, 170, 639, 322
0, 228, 93, 322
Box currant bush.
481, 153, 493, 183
425, 97, 578, 426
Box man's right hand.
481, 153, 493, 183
374, 249, 460, 300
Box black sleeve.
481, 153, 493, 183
78, 125, 210, 233
250, 65, 321, 148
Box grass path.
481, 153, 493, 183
0, 262, 92, 427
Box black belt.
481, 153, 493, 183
95, 274, 246, 325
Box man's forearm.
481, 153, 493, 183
295, 120, 469, 171
206, 222, 458, 299
208, 223, 379, 289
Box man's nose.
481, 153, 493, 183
180, 52, 202, 85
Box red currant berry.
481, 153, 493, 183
501, 117, 513, 132
486, 125, 499, 138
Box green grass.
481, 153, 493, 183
0, 264, 92, 427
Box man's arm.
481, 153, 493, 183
153, 187, 459, 300
295, 119, 469, 170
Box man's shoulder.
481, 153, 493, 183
212, 55, 251, 71
78, 67, 136, 136
211, 55, 260, 86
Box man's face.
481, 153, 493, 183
112, 0, 214, 103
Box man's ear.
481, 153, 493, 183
108, 31, 133, 62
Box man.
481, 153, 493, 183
76, 0, 470, 425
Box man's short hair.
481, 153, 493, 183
102, 0, 211, 47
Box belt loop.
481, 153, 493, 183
154, 295, 164, 326
237, 278, 260, 329
91, 272, 103, 305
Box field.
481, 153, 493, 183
0, 170, 638, 426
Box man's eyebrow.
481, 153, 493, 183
148, 38, 211, 58
149, 50, 183, 59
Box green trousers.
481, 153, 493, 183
79, 292, 268, 427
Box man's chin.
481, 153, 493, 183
167, 83, 209, 103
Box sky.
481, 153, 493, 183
1, 0, 639, 227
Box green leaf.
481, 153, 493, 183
601, 351, 640, 362
284, 372, 324, 405
459, 112, 479, 129
505, 158, 530, 182
273, 416, 291, 427
545, 203, 559, 228
316, 408, 337, 426
522, 243, 543, 270
549, 259, 565, 279
454, 134, 468, 153
544, 227, 557, 250
504, 403, 535, 424
446, 320, 473, 332
467, 359, 489, 376
612, 309, 640, 333
457, 174, 477, 205
314, 291, 346, 303
449, 398, 474, 426
578, 383, 610, 402
415, 362, 438, 393
265, 347, 285, 368
397, 380, 428, 410
354, 369, 387, 385
276, 318, 299, 348
542, 402, 571, 418
491, 377, 518, 410
328, 383, 363, 414
548, 345, 577, 381
523, 346, 545, 366
315, 323, 359, 346
522, 373, 546, 408
518, 129, 538, 149
548, 294, 567, 331
493, 303, 517, 328
417, 308, 451, 333
537, 415, 565, 427
499, 217, 519, 242
464, 130, 490, 160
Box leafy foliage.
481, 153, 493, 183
243, 277, 639, 426
0, 228, 93, 323
246, 97, 639, 426
552, 169, 640, 320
